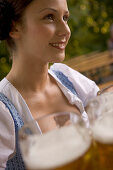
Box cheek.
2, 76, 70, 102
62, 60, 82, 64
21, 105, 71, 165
67, 25, 71, 39
29, 24, 55, 42
23, 24, 56, 57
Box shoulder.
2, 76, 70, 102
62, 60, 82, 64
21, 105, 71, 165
0, 101, 15, 168
0, 78, 17, 107
50, 63, 74, 72
50, 63, 99, 106
50, 63, 92, 79
0, 78, 31, 124
0, 78, 9, 92
50, 63, 86, 81
0, 101, 15, 133
50, 63, 99, 89
0, 78, 14, 97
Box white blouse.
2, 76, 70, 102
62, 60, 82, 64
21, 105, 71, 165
0, 63, 99, 169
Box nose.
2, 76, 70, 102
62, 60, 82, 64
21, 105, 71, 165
56, 21, 71, 39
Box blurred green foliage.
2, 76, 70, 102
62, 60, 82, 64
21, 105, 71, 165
66, 0, 113, 59
0, 0, 113, 79
0, 41, 11, 80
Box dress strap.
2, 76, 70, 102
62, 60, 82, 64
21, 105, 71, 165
0, 93, 25, 170
0, 93, 24, 128
52, 70, 78, 96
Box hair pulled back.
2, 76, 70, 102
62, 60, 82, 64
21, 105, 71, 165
0, 0, 33, 49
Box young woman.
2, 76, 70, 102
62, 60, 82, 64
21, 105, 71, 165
0, 0, 99, 169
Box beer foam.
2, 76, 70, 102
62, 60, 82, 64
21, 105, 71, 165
20, 124, 91, 169
91, 113, 113, 144
87, 92, 113, 120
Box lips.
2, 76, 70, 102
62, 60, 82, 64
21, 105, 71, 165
49, 42, 66, 50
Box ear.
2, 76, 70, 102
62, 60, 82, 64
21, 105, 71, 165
9, 21, 22, 40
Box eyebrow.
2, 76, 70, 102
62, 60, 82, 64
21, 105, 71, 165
39, 8, 69, 14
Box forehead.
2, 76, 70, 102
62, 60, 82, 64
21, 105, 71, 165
26, 0, 68, 13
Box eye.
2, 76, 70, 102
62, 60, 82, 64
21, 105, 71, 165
63, 15, 69, 22
44, 14, 54, 21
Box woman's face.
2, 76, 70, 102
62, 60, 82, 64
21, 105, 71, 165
17, 0, 71, 63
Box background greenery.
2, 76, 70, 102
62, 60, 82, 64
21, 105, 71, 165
66, 0, 113, 59
0, 0, 113, 79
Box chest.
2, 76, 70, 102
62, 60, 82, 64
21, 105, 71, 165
25, 86, 80, 119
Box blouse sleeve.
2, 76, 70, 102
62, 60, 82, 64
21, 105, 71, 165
0, 101, 15, 169
50, 63, 100, 107
64, 65, 100, 106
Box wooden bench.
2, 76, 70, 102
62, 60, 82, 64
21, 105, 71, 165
98, 80, 113, 89
64, 51, 113, 88
65, 50, 100, 65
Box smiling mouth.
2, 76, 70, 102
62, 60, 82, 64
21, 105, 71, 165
49, 42, 66, 50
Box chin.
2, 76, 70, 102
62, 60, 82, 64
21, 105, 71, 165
50, 53, 65, 63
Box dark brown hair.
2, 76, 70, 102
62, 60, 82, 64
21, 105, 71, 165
0, 0, 34, 50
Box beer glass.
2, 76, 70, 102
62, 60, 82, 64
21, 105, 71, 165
86, 92, 113, 170
19, 112, 93, 170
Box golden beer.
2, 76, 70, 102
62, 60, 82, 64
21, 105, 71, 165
54, 143, 96, 170
91, 112, 113, 170
19, 112, 94, 170
86, 92, 113, 170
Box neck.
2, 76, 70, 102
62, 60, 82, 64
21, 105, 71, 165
7, 57, 50, 93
